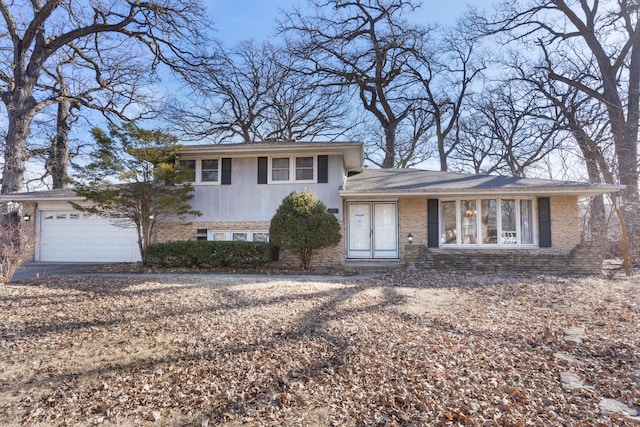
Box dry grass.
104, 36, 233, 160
0, 270, 639, 426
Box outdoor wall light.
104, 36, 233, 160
22, 213, 31, 222
407, 233, 413, 244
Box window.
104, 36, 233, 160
178, 160, 196, 183
252, 232, 269, 242
208, 231, 229, 241
272, 158, 290, 181
481, 199, 497, 244
205, 230, 269, 242
440, 201, 457, 244
460, 200, 477, 244
178, 159, 222, 184
501, 199, 517, 245
296, 157, 314, 180
201, 159, 219, 182
520, 200, 534, 245
269, 156, 316, 183
232, 232, 248, 241
440, 198, 535, 247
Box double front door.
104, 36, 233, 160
347, 202, 398, 259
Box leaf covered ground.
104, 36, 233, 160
0, 270, 638, 426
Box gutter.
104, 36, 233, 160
339, 185, 625, 199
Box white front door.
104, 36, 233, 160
348, 202, 398, 259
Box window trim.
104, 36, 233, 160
268, 155, 317, 184
178, 158, 221, 185
439, 197, 537, 248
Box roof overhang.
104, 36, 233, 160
179, 141, 364, 172
340, 186, 625, 199
0, 190, 83, 203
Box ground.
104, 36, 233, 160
0, 270, 638, 426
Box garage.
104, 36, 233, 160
37, 210, 141, 262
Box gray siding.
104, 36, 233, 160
188, 155, 345, 222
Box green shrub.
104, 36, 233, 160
269, 190, 341, 270
144, 240, 272, 268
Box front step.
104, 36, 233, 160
342, 260, 406, 273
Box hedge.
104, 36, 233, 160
144, 240, 274, 268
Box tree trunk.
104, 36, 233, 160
381, 124, 396, 168
2, 103, 32, 195
438, 134, 448, 172
46, 100, 71, 189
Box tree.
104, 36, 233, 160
269, 190, 341, 270
0, 221, 35, 285
408, 22, 485, 171
462, 80, 564, 177
0, 0, 208, 196
281, 0, 426, 167
170, 40, 348, 143
69, 123, 201, 263
480, 0, 640, 258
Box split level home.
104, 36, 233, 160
2, 141, 623, 274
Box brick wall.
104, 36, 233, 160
550, 195, 581, 252
21, 202, 37, 261
399, 198, 427, 259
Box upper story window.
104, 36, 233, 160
201, 159, 219, 182
178, 159, 196, 183
271, 158, 290, 181
270, 156, 315, 183
440, 198, 535, 247
178, 158, 220, 184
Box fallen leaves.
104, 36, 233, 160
0, 270, 638, 426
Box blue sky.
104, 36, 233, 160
207, 0, 474, 45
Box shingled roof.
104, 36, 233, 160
341, 169, 623, 197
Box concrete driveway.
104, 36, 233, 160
10, 262, 106, 282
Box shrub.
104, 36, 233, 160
144, 240, 273, 269
0, 222, 34, 284
269, 190, 341, 270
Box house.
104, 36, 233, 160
2, 141, 623, 274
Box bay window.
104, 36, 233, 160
440, 198, 535, 247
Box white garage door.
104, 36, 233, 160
38, 211, 141, 262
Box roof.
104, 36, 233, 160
179, 141, 364, 173
0, 188, 82, 202
1, 167, 623, 203
341, 169, 624, 198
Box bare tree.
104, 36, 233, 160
281, 0, 426, 167
455, 80, 564, 177
363, 108, 434, 168
31, 38, 163, 189
480, 0, 640, 247
170, 40, 348, 143
409, 22, 486, 171
0, 0, 208, 195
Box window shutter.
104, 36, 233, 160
317, 155, 329, 183
427, 199, 439, 248
538, 197, 552, 248
257, 157, 268, 184
221, 158, 232, 185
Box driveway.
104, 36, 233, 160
10, 262, 106, 282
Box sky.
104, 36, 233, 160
207, 0, 474, 45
